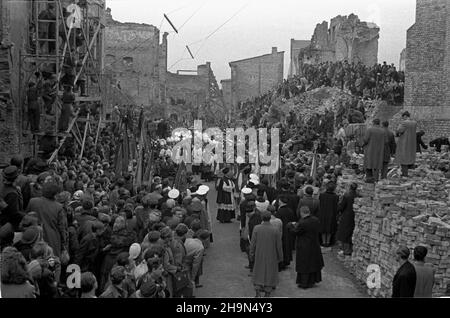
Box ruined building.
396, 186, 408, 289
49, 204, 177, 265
289, 39, 310, 77
229, 47, 284, 110
105, 8, 168, 118
299, 14, 379, 70
403, 0, 450, 140
166, 62, 224, 126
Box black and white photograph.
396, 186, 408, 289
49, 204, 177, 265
0, 0, 449, 303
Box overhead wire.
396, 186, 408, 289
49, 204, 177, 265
178, 1, 207, 31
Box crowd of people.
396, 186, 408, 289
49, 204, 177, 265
0, 116, 215, 298
301, 61, 405, 105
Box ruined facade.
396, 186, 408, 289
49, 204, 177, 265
299, 14, 379, 67
105, 8, 166, 117
403, 0, 450, 140
165, 62, 224, 126
229, 47, 284, 110
289, 39, 310, 77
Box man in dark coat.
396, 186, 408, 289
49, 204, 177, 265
297, 186, 319, 219
276, 179, 299, 214
289, 206, 324, 289
416, 131, 428, 153
392, 246, 416, 298
381, 121, 396, 179
318, 182, 339, 247
336, 183, 358, 256
362, 119, 385, 183
275, 195, 297, 271
27, 182, 68, 258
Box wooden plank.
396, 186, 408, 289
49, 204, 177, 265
79, 113, 90, 159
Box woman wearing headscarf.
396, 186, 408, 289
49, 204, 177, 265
215, 167, 236, 223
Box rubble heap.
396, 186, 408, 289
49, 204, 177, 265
279, 87, 383, 126
337, 166, 450, 298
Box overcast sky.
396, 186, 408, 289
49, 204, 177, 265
106, 0, 416, 83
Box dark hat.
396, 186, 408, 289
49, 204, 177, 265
402, 111, 411, 117
396, 246, 410, 259
2, 166, 19, 182
20, 226, 40, 245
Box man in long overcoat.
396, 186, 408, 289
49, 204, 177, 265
27, 182, 67, 257
250, 211, 283, 297
362, 119, 385, 182
395, 112, 417, 177
290, 206, 324, 289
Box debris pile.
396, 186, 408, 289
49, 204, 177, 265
337, 167, 450, 298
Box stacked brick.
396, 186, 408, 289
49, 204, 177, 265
336, 165, 450, 298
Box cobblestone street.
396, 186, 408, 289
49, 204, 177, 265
195, 183, 367, 298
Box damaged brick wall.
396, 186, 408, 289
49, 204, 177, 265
404, 0, 450, 139
165, 63, 211, 121
105, 8, 162, 112
229, 47, 284, 109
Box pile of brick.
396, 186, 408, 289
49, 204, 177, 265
336, 167, 450, 298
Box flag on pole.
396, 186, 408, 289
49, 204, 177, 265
310, 148, 318, 180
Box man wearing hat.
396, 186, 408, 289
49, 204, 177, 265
395, 111, 417, 177
215, 167, 236, 223
0, 166, 24, 248
392, 246, 416, 298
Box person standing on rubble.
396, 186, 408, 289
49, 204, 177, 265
395, 111, 417, 177
362, 119, 385, 183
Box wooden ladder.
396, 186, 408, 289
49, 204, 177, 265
47, 110, 79, 164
